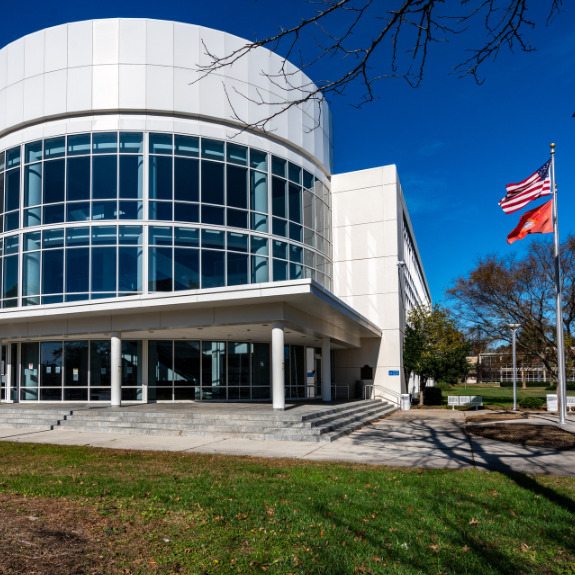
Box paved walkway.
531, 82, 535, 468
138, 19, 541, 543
0, 409, 574, 476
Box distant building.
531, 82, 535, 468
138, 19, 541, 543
0, 19, 430, 407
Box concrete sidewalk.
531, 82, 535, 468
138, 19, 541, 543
0, 409, 574, 476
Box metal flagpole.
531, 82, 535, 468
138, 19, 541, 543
550, 143, 567, 425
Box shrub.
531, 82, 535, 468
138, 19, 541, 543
518, 397, 545, 410
423, 386, 444, 406
544, 382, 575, 391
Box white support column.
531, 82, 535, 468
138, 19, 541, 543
5, 342, 13, 403
322, 337, 332, 402
271, 322, 285, 411
111, 332, 122, 407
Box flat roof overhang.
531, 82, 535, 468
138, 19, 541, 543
0, 280, 381, 348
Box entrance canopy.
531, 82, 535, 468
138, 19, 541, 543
0, 280, 381, 348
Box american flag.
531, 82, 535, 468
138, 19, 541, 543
499, 160, 552, 214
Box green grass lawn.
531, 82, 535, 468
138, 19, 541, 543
0, 443, 574, 574
442, 384, 574, 409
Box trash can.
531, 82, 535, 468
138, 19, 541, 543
546, 394, 558, 412
400, 393, 411, 411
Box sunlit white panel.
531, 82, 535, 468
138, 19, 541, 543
0, 48, 7, 91
224, 33, 249, 81
146, 65, 173, 111
92, 65, 119, 109
119, 65, 146, 108
197, 72, 225, 120
44, 69, 67, 117
119, 19, 147, 65
146, 20, 173, 67
6, 39, 25, 86
0, 90, 7, 131
67, 66, 92, 112
23, 75, 44, 121
247, 47, 270, 92
173, 67, 199, 114
173, 22, 199, 69
45, 25, 68, 73
93, 19, 119, 65
68, 21, 93, 68
6, 82, 24, 126
223, 77, 249, 126
196, 26, 226, 68
287, 103, 303, 150
24, 31, 44, 78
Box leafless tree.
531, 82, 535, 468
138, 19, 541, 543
195, 0, 562, 132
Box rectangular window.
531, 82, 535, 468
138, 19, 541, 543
93, 132, 118, 154
201, 250, 225, 288
24, 164, 42, 207
120, 155, 143, 199
90, 340, 111, 387
91, 247, 117, 293
92, 156, 118, 199
68, 134, 91, 156
174, 248, 199, 290
201, 160, 224, 205
42, 249, 64, 294
118, 247, 142, 293
67, 157, 91, 201
66, 247, 90, 293
227, 252, 248, 286
6, 168, 20, 211
227, 165, 248, 208
148, 246, 173, 291
201, 341, 226, 398
288, 183, 302, 223
272, 177, 286, 218
174, 158, 199, 202
149, 133, 173, 155
174, 135, 199, 157
149, 156, 172, 200
64, 341, 89, 388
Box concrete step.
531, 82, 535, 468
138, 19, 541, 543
53, 400, 396, 442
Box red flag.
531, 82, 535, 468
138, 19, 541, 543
507, 200, 553, 244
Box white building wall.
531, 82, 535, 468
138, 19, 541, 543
331, 165, 430, 397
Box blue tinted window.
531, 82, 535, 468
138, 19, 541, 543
93, 132, 118, 154
201, 139, 224, 160
22, 251, 40, 296
118, 200, 142, 220
201, 161, 224, 205
251, 236, 268, 256
272, 177, 286, 218
149, 156, 172, 200
25, 141, 42, 164
271, 156, 286, 177
251, 213, 268, 233
289, 244, 303, 263
201, 205, 224, 226
174, 135, 199, 157
91, 201, 117, 221
119, 247, 142, 293
227, 165, 248, 208
250, 149, 267, 171
4, 235, 19, 255
149, 201, 173, 221
272, 217, 287, 238
66, 248, 90, 292
43, 229, 64, 249
174, 227, 199, 247
227, 143, 248, 166
92, 156, 117, 199
67, 157, 91, 201
227, 232, 248, 253
290, 263, 303, 280
288, 163, 301, 184
201, 250, 225, 288
273, 259, 288, 282
273, 240, 287, 260
44, 137, 65, 159
148, 246, 172, 291
43, 159, 65, 204
66, 227, 90, 246
23, 207, 41, 228
92, 247, 116, 292
202, 229, 225, 249
6, 147, 21, 168
120, 155, 143, 199
174, 158, 199, 202
227, 252, 248, 286
303, 170, 314, 189
24, 231, 41, 251
6, 168, 20, 211
251, 256, 268, 283
44, 204, 65, 225
149, 226, 173, 245
67, 202, 90, 222
42, 249, 63, 294
289, 223, 303, 242
92, 226, 117, 245
119, 132, 143, 153
227, 209, 248, 229
174, 202, 199, 223
24, 164, 42, 207
67, 134, 91, 155
150, 133, 173, 155
174, 248, 199, 290
250, 171, 267, 213
119, 225, 143, 245
288, 184, 302, 223
5, 211, 19, 232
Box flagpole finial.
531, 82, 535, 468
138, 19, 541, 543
551, 142, 556, 152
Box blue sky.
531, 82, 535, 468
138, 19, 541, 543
1, 1, 573, 304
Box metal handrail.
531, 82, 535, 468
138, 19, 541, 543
363, 384, 402, 406
331, 384, 350, 400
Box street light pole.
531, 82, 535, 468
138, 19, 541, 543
508, 324, 521, 411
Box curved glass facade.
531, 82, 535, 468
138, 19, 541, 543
0, 131, 332, 308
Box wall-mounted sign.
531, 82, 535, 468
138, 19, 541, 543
389, 370, 400, 376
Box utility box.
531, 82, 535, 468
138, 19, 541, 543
546, 394, 558, 412
400, 394, 411, 410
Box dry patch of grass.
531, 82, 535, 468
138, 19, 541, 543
466, 412, 527, 423
467, 423, 575, 450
